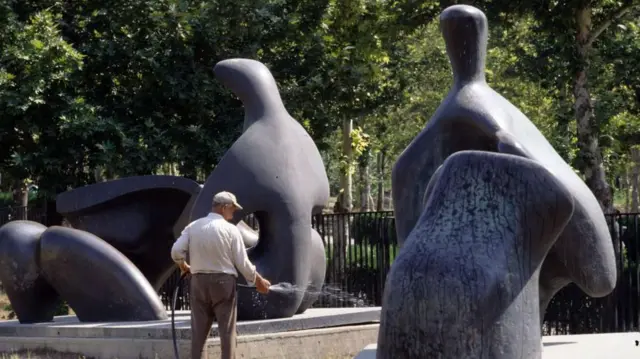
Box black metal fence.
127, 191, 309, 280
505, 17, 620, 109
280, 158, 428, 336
542, 213, 640, 334
159, 211, 398, 310
160, 211, 640, 335
0, 204, 638, 334
0, 205, 47, 226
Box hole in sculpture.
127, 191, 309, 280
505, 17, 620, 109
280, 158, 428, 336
238, 213, 259, 249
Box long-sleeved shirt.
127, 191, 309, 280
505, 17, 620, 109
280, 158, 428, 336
171, 212, 257, 283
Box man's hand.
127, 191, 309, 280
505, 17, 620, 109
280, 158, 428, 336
255, 274, 271, 294
177, 261, 191, 275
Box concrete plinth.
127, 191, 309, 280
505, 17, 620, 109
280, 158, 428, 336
0, 307, 380, 359
354, 331, 640, 359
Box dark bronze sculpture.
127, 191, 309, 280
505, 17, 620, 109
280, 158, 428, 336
57, 175, 201, 290
379, 151, 575, 359
39, 226, 167, 322
0, 59, 330, 323
0, 221, 59, 323
0, 175, 200, 322
190, 58, 330, 319
390, 4, 616, 329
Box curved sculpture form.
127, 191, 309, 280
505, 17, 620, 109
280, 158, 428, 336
378, 151, 575, 359
390, 4, 616, 318
189, 58, 330, 320
57, 175, 201, 290
38, 226, 167, 322
0, 221, 60, 323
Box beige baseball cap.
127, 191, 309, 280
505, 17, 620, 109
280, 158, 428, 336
212, 191, 243, 210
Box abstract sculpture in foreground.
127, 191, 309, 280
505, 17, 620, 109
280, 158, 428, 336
378, 151, 575, 359
189, 58, 330, 320
0, 175, 201, 323
390, 4, 616, 323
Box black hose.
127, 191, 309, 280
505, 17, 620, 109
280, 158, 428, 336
172, 272, 188, 359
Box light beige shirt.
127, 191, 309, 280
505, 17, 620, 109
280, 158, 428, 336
171, 213, 257, 283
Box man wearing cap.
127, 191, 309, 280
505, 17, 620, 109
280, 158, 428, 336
171, 191, 271, 359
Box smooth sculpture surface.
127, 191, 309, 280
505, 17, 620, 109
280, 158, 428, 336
57, 175, 201, 290
188, 58, 330, 320
378, 151, 575, 359
0, 175, 201, 323
390, 4, 616, 319
39, 226, 167, 322
0, 221, 60, 323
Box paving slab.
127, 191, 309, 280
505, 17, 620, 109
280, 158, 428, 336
354, 332, 640, 359
0, 307, 380, 340
542, 332, 640, 358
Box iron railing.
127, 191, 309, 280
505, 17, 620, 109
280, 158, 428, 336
159, 211, 640, 335
542, 213, 640, 334
1, 204, 638, 334
0, 205, 47, 226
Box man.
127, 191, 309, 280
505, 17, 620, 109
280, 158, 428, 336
171, 191, 271, 359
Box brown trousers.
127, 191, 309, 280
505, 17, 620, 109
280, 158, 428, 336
190, 273, 237, 359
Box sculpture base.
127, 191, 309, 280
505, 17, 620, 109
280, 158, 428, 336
0, 307, 379, 359
354, 332, 640, 359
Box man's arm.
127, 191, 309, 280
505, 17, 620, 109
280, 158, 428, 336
229, 227, 257, 284
171, 225, 190, 266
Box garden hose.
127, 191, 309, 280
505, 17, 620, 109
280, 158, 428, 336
171, 272, 188, 359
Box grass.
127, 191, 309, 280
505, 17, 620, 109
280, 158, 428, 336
0, 293, 12, 320
0, 292, 74, 322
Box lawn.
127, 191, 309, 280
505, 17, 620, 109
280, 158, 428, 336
0, 292, 73, 321
0, 293, 12, 320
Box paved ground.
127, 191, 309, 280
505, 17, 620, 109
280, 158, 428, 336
542, 332, 640, 358
355, 332, 640, 359
0, 307, 381, 340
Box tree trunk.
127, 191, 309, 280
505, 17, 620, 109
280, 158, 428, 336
631, 148, 640, 212
93, 167, 105, 182
573, 4, 613, 213
359, 150, 372, 211
12, 179, 28, 220
339, 119, 354, 212
376, 150, 386, 211
622, 167, 630, 212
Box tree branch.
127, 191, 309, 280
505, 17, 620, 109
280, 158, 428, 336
587, 1, 640, 48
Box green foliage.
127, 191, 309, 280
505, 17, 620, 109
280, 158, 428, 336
338, 126, 370, 176
0, 0, 639, 209
0, 7, 95, 195
325, 242, 397, 270
0, 192, 38, 207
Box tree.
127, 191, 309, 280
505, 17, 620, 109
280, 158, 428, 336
0, 7, 95, 204
468, 0, 640, 212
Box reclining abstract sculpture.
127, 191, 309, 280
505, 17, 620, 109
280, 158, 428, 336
379, 151, 575, 358
0, 59, 329, 323
383, 4, 617, 357
56, 175, 202, 291
190, 58, 330, 320
0, 175, 201, 322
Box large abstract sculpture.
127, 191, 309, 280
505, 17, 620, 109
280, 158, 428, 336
0, 59, 330, 323
390, 4, 616, 326
378, 151, 575, 359
0, 175, 201, 323
56, 175, 201, 290
190, 58, 330, 320
38, 226, 167, 322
